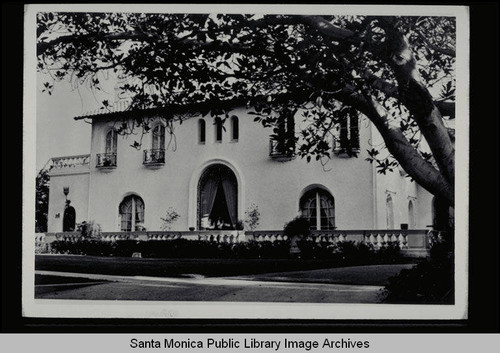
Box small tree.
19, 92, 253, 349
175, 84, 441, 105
35, 169, 50, 232
244, 204, 260, 231
161, 207, 180, 230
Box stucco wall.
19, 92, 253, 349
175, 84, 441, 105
370, 123, 433, 230
416, 185, 434, 229
47, 170, 89, 232
86, 108, 376, 231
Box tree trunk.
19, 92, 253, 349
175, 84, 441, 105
336, 91, 454, 205
385, 30, 455, 187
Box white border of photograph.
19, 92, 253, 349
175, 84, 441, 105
22, 3, 469, 320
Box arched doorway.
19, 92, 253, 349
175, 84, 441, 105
62, 200, 76, 232
198, 164, 237, 230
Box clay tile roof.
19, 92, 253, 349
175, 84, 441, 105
74, 100, 132, 120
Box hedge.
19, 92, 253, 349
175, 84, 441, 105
48, 238, 404, 264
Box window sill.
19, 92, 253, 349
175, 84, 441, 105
95, 165, 117, 172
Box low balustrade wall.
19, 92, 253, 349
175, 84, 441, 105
49, 154, 90, 171
38, 229, 445, 257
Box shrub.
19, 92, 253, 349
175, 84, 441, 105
382, 258, 454, 304
283, 216, 311, 238
232, 240, 260, 259
79, 220, 102, 239
335, 241, 375, 266
257, 240, 290, 259
48, 238, 296, 259
46, 236, 405, 263
376, 241, 401, 264
382, 240, 454, 304
50, 240, 78, 255
296, 240, 336, 260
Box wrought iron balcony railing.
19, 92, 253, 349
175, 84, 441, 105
96, 153, 117, 168
143, 149, 165, 165
332, 136, 360, 157
269, 138, 295, 161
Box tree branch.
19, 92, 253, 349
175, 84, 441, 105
415, 29, 455, 57
379, 24, 455, 186
297, 15, 357, 41
334, 90, 454, 204
37, 30, 152, 56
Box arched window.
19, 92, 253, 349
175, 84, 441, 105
300, 188, 335, 230
152, 125, 165, 150
231, 116, 239, 141
119, 195, 144, 231
408, 200, 415, 229
386, 194, 394, 229
214, 117, 223, 142
105, 129, 118, 154
98, 129, 118, 167
198, 119, 206, 144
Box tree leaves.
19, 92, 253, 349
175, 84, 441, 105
36, 12, 456, 194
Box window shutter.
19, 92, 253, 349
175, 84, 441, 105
349, 114, 360, 150
339, 118, 349, 150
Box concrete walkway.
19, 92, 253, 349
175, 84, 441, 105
35, 270, 387, 303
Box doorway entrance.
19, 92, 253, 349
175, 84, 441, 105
198, 164, 237, 230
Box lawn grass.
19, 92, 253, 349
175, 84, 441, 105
35, 255, 417, 286
34, 274, 111, 296
236, 264, 416, 286
36, 254, 345, 278
35, 274, 104, 285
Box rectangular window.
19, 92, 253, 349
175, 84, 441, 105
199, 120, 206, 143
231, 116, 239, 141
215, 118, 223, 142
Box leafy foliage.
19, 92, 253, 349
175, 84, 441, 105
49, 239, 291, 259
35, 169, 50, 232
283, 216, 311, 238
47, 238, 405, 265
160, 207, 180, 230
382, 257, 453, 304
244, 203, 260, 231
36, 12, 456, 203
382, 241, 453, 303
77, 220, 102, 239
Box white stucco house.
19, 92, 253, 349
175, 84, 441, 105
44, 97, 439, 251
